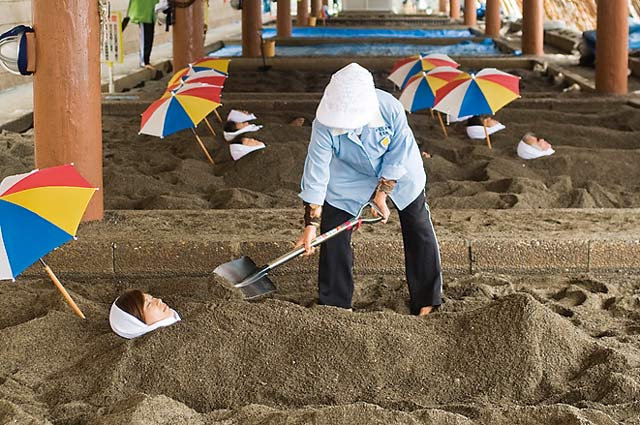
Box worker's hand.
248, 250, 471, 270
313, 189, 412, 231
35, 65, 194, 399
295, 225, 318, 256
372, 192, 390, 224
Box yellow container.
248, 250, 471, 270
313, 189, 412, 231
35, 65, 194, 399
308, 16, 317, 26
263, 40, 276, 57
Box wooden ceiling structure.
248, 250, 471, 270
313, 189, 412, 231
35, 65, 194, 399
500, 0, 640, 31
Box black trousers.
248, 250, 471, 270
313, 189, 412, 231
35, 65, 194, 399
139, 22, 155, 65
318, 192, 443, 315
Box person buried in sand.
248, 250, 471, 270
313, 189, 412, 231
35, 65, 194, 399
109, 290, 181, 339
224, 110, 306, 142
517, 132, 555, 160
296, 62, 443, 316
465, 115, 506, 140
228, 135, 266, 161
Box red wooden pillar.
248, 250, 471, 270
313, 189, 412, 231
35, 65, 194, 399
32, 0, 103, 220
595, 0, 629, 94
485, 0, 501, 37
464, 0, 476, 27
522, 0, 543, 56
277, 0, 292, 36
297, 0, 309, 26
439, 0, 447, 13
173, 0, 205, 71
450, 0, 460, 19
242, 0, 262, 57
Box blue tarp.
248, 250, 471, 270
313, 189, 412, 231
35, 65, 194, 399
583, 23, 640, 51
211, 39, 504, 57
260, 27, 475, 39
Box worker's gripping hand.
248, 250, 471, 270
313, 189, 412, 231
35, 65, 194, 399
295, 225, 318, 256
372, 192, 390, 224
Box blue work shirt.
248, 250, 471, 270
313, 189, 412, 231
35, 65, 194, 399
299, 89, 426, 216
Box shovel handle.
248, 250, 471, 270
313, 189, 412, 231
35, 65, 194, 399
266, 201, 382, 271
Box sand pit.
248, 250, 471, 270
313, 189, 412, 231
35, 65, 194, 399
1, 273, 640, 424
1, 63, 640, 424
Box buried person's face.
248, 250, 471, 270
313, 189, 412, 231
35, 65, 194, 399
142, 293, 174, 325
523, 134, 552, 151
241, 137, 265, 147
235, 121, 250, 130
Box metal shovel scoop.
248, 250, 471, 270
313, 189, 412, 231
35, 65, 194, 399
213, 201, 384, 299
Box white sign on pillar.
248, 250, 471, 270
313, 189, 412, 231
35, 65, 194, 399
100, 2, 123, 93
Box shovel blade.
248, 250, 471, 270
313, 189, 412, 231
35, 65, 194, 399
213, 256, 276, 299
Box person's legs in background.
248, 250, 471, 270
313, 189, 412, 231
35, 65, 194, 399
397, 191, 443, 315
318, 203, 355, 309
139, 22, 155, 67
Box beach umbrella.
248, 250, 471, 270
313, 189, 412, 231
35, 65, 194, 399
388, 53, 459, 90
165, 76, 226, 130
399, 66, 468, 137
190, 57, 231, 74
433, 68, 521, 148
0, 164, 97, 319
141, 83, 222, 164
168, 69, 227, 125
167, 68, 227, 90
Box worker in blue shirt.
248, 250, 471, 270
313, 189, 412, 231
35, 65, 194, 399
296, 63, 443, 316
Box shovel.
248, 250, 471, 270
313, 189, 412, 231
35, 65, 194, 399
213, 201, 384, 299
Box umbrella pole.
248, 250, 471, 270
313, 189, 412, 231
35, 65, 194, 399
204, 117, 216, 137
40, 259, 85, 319
213, 109, 223, 123
436, 112, 448, 138
429, 108, 434, 118
483, 123, 493, 149
190, 128, 215, 164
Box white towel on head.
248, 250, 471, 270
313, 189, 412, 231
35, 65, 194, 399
227, 110, 256, 123
230, 143, 266, 161
109, 301, 181, 339
466, 123, 506, 139
223, 124, 263, 142
448, 114, 473, 123
516, 140, 555, 160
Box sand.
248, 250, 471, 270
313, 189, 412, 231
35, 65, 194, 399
1, 63, 640, 424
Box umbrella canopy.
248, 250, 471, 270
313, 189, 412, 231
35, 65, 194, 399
190, 57, 231, 74
167, 68, 227, 90
399, 66, 468, 112
141, 83, 222, 138
388, 53, 459, 90
433, 68, 521, 118
0, 164, 97, 280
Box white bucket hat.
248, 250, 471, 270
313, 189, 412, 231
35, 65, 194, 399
316, 63, 382, 129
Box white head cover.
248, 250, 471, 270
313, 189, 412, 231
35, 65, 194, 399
227, 110, 257, 123
230, 142, 266, 161
466, 122, 506, 139
223, 124, 263, 142
109, 301, 181, 339
516, 140, 555, 160
316, 63, 383, 129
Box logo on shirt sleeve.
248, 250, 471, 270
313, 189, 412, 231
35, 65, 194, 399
380, 136, 390, 147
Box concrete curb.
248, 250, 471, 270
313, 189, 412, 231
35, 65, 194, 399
21, 229, 640, 279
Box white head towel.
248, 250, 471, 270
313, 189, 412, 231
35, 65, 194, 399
227, 110, 257, 123
109, 301, 181, 339
223, 124, 263, 142
466, 123, 506, 139
448, 114, 473, 123
516, 140, 555, 160
230, 142, 266, 161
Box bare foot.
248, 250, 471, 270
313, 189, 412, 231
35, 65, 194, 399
421, 151, 431, 159
418, 306, 433, 316
289, 117, 305, 127
144, 64, 157, 71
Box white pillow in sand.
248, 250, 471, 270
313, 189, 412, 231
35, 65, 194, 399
109, 301, 181, 339
517, 140, 555, 160
227, 110, 257, 123
230, 143, 266, 161
223, 124, 263, 142
466, 123, 506, 139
